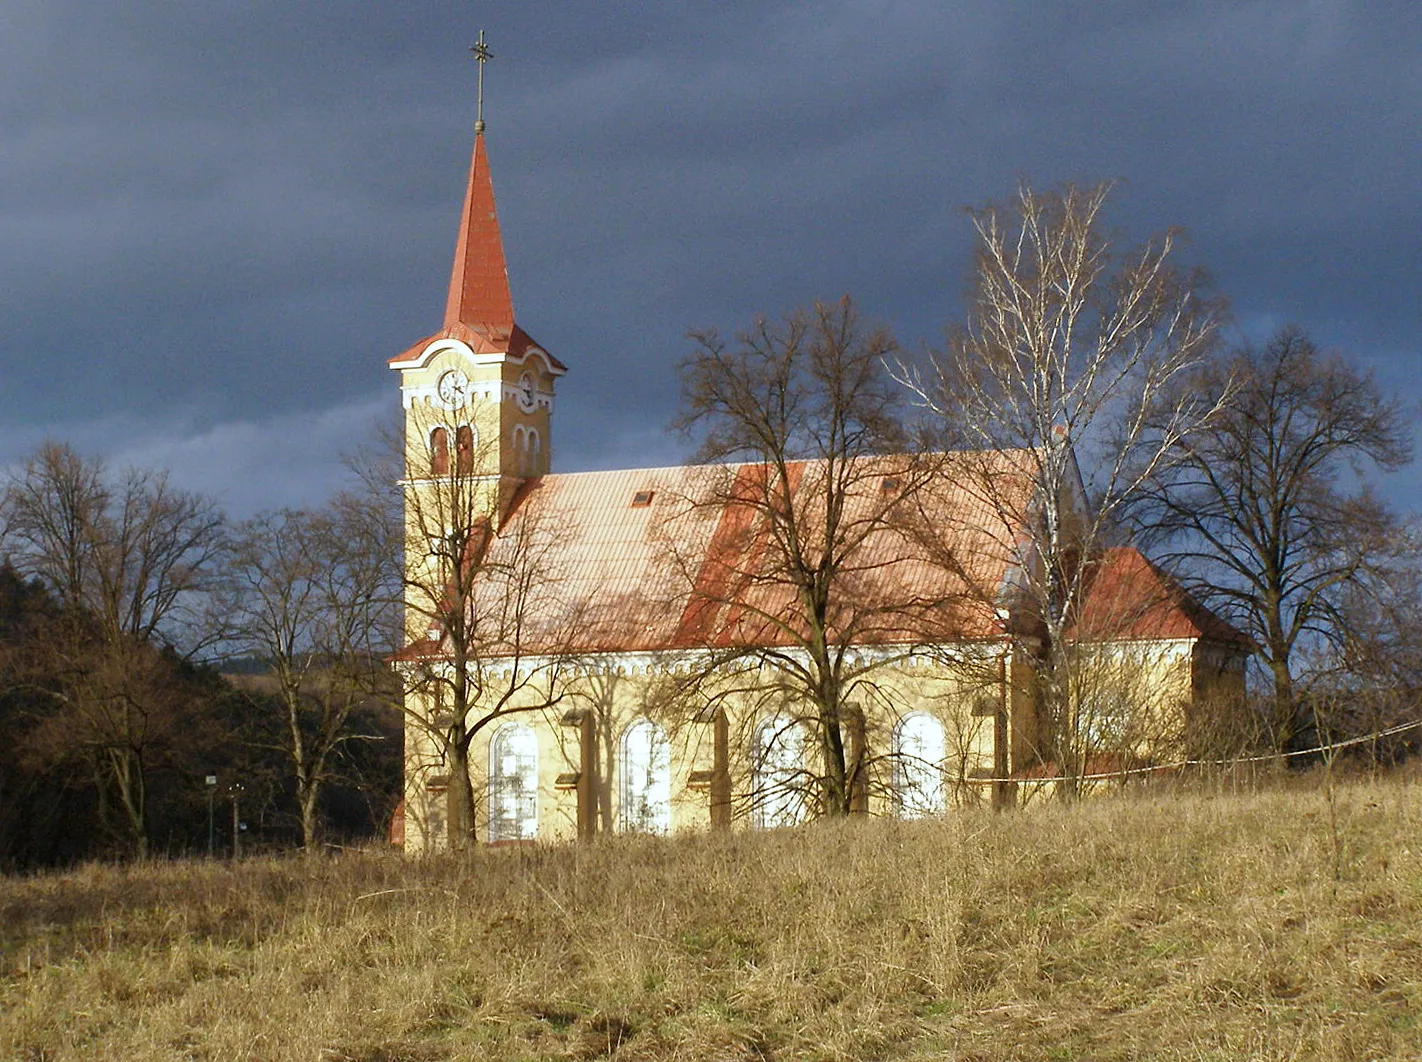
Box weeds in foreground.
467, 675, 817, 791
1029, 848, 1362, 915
1, 774, 1420, 1061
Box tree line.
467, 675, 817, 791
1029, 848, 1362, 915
2, 178, 1415, 862
0, 448, 403, 870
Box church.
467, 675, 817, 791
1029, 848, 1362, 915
390, 102, 1247, 853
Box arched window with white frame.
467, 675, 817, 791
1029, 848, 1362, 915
753, 716, 808, 829
620, 718, 671, 834
892, 712, 946, 818
489, 723, 538, 841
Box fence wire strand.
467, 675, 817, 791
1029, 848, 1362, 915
967, 716, 1422, 787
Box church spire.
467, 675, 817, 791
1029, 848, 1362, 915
443, 32, 513, 334
442, 132, 513, 333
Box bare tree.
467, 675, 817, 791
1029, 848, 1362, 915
1327, 538, 1422, 770
392, 405, 578, 850
225, 499, 399, 850
902, 181, 1226, 797
1134, 327, 1412, 751
1, 442, 225, 854
671, 296, 950, 818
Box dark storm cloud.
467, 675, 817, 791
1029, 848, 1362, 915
1, 1, 1418, 513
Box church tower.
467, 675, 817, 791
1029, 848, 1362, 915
388, 87, 566, 526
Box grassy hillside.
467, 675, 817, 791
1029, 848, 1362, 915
2, 776, 1420, 1061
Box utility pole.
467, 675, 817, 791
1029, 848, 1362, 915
230, 782, 244, 859
205, 775, 217, 856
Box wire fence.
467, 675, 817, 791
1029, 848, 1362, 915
968, 715, 1422, 787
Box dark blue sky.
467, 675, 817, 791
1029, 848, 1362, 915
2, 2, 1418, 516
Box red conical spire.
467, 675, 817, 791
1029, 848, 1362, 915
443, 131, 514, 335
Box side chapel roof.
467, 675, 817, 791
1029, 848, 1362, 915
1070, 546, 1250, 646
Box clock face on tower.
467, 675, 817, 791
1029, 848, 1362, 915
516, 371, 537, 413
437, 369, 470, 407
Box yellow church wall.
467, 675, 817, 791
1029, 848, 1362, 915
1008, 649, 1040, 773
1008, 637, 1246, 802
399, 636, 1245, 852
400, 675, 582, 851
570, 652, 1004, 825
1068, 639, 1196, 761
1188, 640, 1249, 751
402, 648, 1031, 851
399, 687, 444, 853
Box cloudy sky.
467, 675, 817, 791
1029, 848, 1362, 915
3, 1, 1419, 518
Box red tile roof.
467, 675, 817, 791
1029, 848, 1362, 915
457, 453, 1043, 657
1072, 546, 1248, 646
405, 456, 1241, 662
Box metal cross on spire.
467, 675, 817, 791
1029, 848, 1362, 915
471, 30, 493, 134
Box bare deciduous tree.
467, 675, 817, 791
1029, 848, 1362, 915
1135, 327, 1412, 751
671, 296, 946, 818
902, 181, 1227, 797
392, 406, 577, 849
225, 498, 399, 850
1327, 540, 1422, 770
1, 442, 225, 854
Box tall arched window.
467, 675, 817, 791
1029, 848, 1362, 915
620, 718, 671, 834
489, 723, 538, 841
892, 712, 946, 818
753, 717, 808, 829
455, 425, 475, 474
429, 426, 449, 476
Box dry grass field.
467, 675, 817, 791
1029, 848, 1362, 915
2, 774, 1420, 1061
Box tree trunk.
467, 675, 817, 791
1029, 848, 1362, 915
1043, 661, 1081, 804
446, 739, 477, 850
1269, 654, 1297, 753
109, 746, 149, 858
820, 715, 850, 816
298, 781, 321, 852
288, 691, 320, 851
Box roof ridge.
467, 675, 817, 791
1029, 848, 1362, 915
532, 449, 1042, 480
